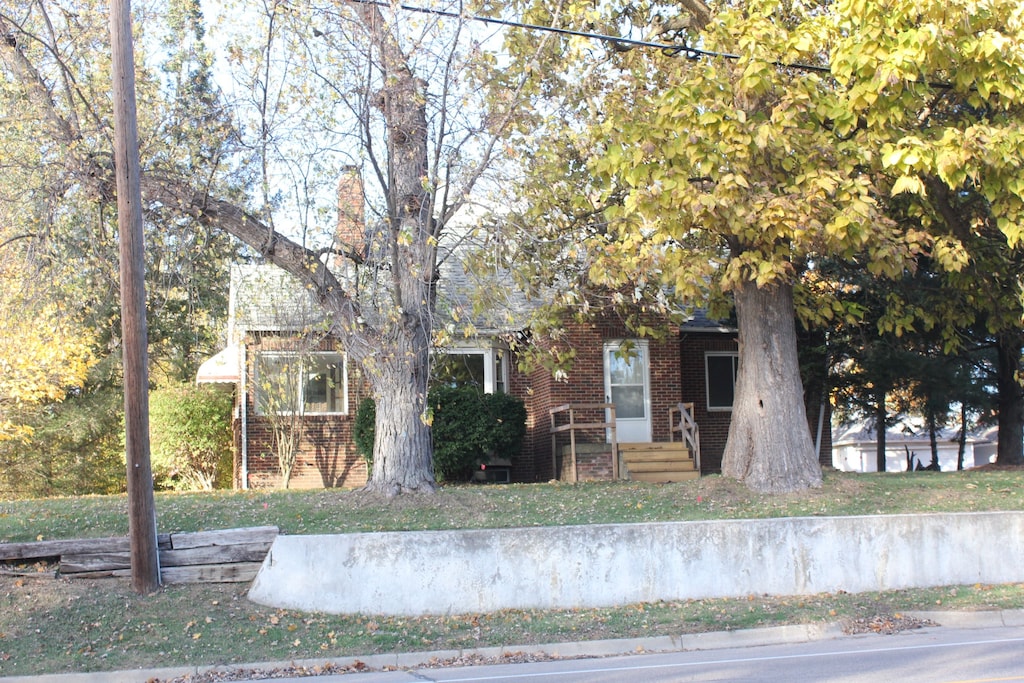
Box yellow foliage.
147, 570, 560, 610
0, 262, 97, 441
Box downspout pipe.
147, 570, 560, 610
240, 341, 249, 490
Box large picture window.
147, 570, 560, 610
255, 352, 347, 415
706, 352, 739, 411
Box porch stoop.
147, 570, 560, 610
619, 442, 699, 483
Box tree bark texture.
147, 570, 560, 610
365, 343, 436, 495
721, 280, 823, 493
996, 333, 1024, 466
110, 0, 160, 592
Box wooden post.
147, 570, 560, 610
569, 407, 578, 483
609, 404, 618, 480
550, 410, 557, 481
110, 0, 160, 593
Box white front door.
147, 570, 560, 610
604, 340, 651, 443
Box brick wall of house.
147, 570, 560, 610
559, 444, 615, 481
679, 331, 739, 473
236, 333, 369, 490
232, 325, 832, 489
512, 316, 683, 483
507, 361, 539, 482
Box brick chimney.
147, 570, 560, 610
335, 166, 365, 265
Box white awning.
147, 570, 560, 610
196, 346, 241, 384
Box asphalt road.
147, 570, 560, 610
262, 625, 1024, 683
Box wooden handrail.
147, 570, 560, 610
550, 402, 618, 481
669, 402, 701, 473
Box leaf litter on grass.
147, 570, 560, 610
1, 472, 1023, 676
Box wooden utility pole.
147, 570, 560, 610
110, 0, 160, 593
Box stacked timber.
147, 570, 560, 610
0, 526, 277, 584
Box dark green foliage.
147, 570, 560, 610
354, 388, 526, 483
429, 386, 526, 483
478, 390, 527, 461
149, 383, 234, 490
428, 386, 490, 482
353, 397, 376, 464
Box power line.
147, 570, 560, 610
348, 0, 956, 89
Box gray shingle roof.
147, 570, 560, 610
229, 255, 534, 338
229, 264, 329, 335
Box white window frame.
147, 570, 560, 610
254, 351, 348, 416
435, 342, 509, 394
705, 351, 739, 412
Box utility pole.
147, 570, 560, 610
110, 0, 160, 593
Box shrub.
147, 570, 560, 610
353, 396, 376, 464
149, 384, 234, 490
482, 390, 527, 461
428, 385, 490, 482
429, 386, 527, 482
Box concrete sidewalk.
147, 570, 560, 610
3, 610, 1023, 683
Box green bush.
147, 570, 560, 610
353, 396, 376, 465
357, 387, 526, 483
428, 385, 488, 482
481, 390, 527, 461
149, 384, 234, 490
430, 386, 527, 482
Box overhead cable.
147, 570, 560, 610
347, 0, 956, 90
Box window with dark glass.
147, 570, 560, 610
434, 353, 486, 390
706, 353, 739, 411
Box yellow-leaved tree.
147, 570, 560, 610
0, 260, 97, 442
499, 0, 1024, 491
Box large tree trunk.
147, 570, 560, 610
721, 280, 823, 493
996, 333, 1024, 466
366, 344, 436, 495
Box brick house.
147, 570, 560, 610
198, 262, 831, 489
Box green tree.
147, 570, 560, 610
0, 0, 239, 489
0, 361, 124, 499
828, 0, 1024, 465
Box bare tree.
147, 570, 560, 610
0, 0, 538, 495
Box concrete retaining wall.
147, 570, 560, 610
247, 511, 1024, 616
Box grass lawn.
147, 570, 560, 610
0, 470, 1022, 678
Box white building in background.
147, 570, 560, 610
831, 418, 997, 473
